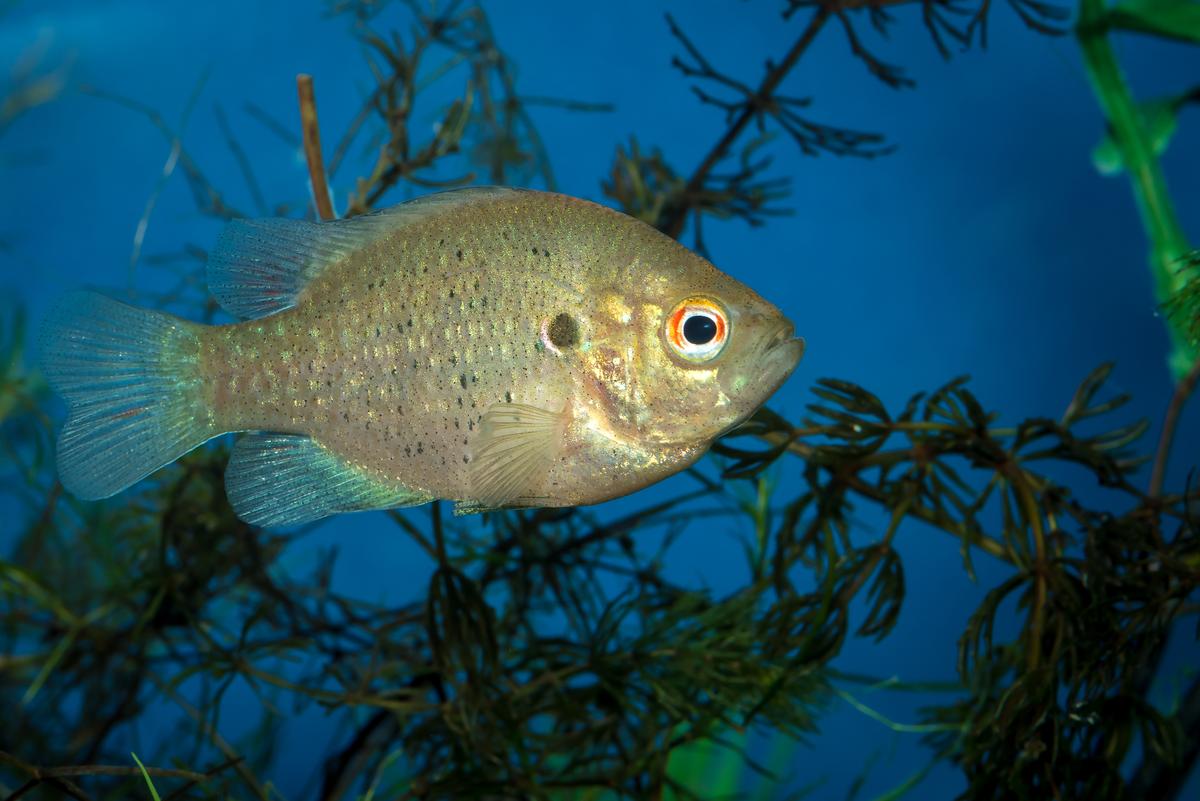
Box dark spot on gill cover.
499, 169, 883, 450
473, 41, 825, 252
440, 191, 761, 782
548, 312, 580, 349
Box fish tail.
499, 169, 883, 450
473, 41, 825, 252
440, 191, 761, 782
40, 291, 218, 499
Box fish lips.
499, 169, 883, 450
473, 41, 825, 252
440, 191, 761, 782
760, 320, 805, 384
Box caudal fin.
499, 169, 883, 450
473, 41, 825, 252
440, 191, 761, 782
40, 291, 217, 499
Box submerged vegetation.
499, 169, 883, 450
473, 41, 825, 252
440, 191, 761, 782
1, 1, 1198, 799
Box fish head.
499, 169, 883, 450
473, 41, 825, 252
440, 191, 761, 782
573, 243, 804, 450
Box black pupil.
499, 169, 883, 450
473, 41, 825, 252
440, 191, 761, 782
683, 314, 718, 345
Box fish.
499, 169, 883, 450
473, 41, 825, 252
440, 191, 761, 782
40, 187, 804, 527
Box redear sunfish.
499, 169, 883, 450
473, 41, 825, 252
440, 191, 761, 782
42, 187, 804, 527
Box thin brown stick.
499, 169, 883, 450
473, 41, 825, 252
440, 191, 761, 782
1149, 354, 1200, 497
662, 6, 832, 239
297, 74, 336, 221
4, 777, 91, 801
0, 752, 209, 783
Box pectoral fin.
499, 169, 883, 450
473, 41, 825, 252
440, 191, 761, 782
461, 402, 569, 513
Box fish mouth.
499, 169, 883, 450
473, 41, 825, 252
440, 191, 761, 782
762, 321, 804, 362
765, 321, 798, 352
757, 320, 805, 388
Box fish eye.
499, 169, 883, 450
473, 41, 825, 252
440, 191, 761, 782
665, 297, 729, 362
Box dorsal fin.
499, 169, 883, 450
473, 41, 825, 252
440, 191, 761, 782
206, 186, 519, 319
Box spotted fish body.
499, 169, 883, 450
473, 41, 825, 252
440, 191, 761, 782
41, 188, 804, 527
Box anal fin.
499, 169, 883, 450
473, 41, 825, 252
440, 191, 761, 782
226, 433, 431, 527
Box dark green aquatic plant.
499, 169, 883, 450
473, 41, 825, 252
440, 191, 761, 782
2, 1, 1198, 800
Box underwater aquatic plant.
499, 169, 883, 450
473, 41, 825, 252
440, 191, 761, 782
1, 1, 1197, 800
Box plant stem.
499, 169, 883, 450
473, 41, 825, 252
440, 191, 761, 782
1076, 0, 1197, 378
1149, 354, 1200, 497
0, 752, 210, 784
1010, 470, 1048, 671
662, 5, 832, 239
760, 431, 1014, 563
297, 74, 335, 221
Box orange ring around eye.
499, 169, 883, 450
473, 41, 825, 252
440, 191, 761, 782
666, 297, 729, 360
667, 305, 688, 349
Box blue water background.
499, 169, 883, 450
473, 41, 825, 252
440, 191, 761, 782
1, 0, 1198, 797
